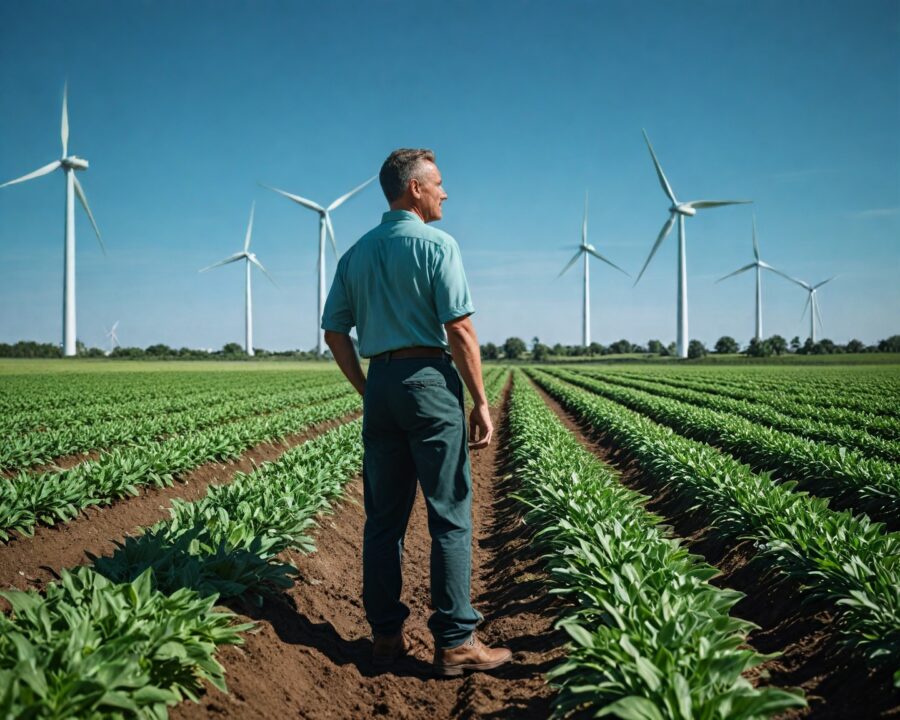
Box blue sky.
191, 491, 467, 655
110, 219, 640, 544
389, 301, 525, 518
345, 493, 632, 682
1, 0, 897, 351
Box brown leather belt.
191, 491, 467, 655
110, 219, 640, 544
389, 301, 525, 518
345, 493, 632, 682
369, 346, 448, 362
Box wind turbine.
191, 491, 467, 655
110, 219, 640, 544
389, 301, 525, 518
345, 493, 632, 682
263, 175, 376, 356
200, 202, 274, 357
716, 215, 792, 340
780, 275, 837, 343
634, 130, 751, 358
557, 191, 629, 347
105, 321, 119, 355
1, 83, 103, 357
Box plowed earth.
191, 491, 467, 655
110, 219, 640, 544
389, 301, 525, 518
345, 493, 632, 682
173, 388, 569, 719
531, 379, 900, 720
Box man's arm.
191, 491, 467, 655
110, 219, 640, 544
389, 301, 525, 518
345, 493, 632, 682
324, 330, 366, 396
444, 315, 492, 449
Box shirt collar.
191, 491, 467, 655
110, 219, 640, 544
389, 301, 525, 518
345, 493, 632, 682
381, 209, 422, 224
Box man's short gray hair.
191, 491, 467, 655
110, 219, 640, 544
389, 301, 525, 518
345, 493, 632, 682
379, 148, 436, 203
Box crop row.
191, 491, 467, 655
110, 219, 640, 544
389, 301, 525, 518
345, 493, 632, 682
574, 369, 900, 463
530, 369, 900, 685
606, 369, 900, 441
0, 390, 361, 541
1, 379, 349, 472
0, 418, 364, 718
506, 372, 804, 718
548, 368, 900, 524
483, 366, 509, 405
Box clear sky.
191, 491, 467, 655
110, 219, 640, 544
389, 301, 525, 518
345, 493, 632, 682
1, 0, 897, 351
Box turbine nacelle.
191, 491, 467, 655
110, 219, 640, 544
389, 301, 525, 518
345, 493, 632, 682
673, 204, 696, 216
61, 156, 89, 171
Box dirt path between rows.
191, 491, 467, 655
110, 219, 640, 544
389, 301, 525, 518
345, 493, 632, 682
0, 412, 360, 599
529, 377, 900, 719
173, 385, 568, 720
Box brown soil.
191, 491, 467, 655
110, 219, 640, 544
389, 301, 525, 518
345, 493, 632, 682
0, 413, 360, 599
172, 381, 569, 720
530, 379, 900, 719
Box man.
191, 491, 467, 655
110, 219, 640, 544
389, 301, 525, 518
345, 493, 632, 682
322, 148, 512, 677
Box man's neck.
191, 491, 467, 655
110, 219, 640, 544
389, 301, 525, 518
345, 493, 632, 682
389, 201, 427, 222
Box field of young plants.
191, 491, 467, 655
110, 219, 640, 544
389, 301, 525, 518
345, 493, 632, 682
0, 359, 897, 718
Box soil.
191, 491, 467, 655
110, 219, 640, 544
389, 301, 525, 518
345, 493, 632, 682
172, 380, 569, 720
530, 379, 900, 719
0, 412, 360, 600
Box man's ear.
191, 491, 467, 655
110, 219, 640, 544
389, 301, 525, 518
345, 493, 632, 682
409, 178, 421, 199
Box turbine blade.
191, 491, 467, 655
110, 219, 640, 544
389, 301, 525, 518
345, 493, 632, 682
814, 294, 825, 330
73, 175, 104, 254
0, 160, 62, 188
111, 320, 119, 332
327, 175, 377, 211
199, 253, 244, 272
685, 200, 753, 209
716, 262, 756, 283
752, 214, 760, 261
582, 190, 588, 246
814, 275, 837, 289
249, 255, 277, 286
244, 201, 255, 252
800, 293, 811, 320
767, 267, 808, 288
325, 212, 338, 260
261, 184, 324, 213
642, 129, 677, 203
634, 213, 675, 285
61, 82, 69, 157
557, 249, 583, 278
586, 247, 630, 277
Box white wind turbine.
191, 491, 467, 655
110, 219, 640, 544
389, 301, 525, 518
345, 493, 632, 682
105, 321, 119, 355
263, 175, 376, 356
634, 130, 751, 358
200, 202, 275, 357
558, 191, 629, 347
1, 83, 103, 357
716, 215, 793, 340
780, 275, 837, 343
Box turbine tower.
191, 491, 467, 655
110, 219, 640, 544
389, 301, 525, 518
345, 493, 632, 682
716, 215, 792, 340
105, 321, 119, 355
634, 130, 750, 358
0, 83, 103, 357
780, 275, 836, 343
263, 175, 376, 356
557, 191, 629, 346
200, 202, 275, 356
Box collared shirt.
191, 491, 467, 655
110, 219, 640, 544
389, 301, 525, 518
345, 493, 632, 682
321, 209, 474, 358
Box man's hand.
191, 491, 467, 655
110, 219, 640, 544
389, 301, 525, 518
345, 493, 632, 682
324, 330, 366, 396
468, 402, 493, 450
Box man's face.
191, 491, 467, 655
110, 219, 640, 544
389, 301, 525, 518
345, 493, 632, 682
412, 161, 448, 223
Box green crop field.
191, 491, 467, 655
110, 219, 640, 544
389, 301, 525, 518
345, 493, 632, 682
0, 360, 898, 718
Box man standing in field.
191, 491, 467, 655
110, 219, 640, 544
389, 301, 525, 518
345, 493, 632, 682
322, 148, 512, 677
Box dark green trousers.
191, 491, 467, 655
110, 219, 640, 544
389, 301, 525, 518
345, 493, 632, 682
362, 355, 482, 649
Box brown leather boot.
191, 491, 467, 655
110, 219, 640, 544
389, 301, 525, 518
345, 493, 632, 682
432, 634, 512, 677
372, 631, 411, 666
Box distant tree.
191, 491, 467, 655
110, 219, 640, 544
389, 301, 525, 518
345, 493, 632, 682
588, 342, 605, 356
111, 346, 146, 358
0, 341, 62, 358
532, 343, 550, 362
632, 344, 648, 354
145, 344, 174, 357
481, 342, 499, 360
745, 338, 773, 357
666, 341, 677, 356
790, 336, 802, 353
768, 335, 788, 356
83, 347, 105, 358
222, 343, 246, 356
687, 339, 707, 359
608, 339, 632, 355
714, 336, 739, 354
647, 339, 666, 356
878, 335, 900, 353
845, 338, 866, 353
551, 343, 565, 357
502, 337, 527, 360
799, 338, 815, 355
531, 336, 540, 352
818, 339, 837, 354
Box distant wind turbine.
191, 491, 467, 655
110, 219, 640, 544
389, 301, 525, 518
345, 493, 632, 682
716, 215, 793, 340
780, 274, 837, 343
105, 321, 119, 355
1, 83, 103, 357
263, 175, 376, 356
634, 129, 751, 358
558, 191, 629, 347
200, 202, 275, 356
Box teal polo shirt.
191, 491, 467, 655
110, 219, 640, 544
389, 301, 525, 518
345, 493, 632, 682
321, 210, 475, 358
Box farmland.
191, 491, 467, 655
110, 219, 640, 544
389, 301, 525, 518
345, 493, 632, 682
0, 360, 898, 718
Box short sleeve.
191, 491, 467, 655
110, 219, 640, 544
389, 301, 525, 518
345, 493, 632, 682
433, 238, 475, 324
321, 261, 355, 333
